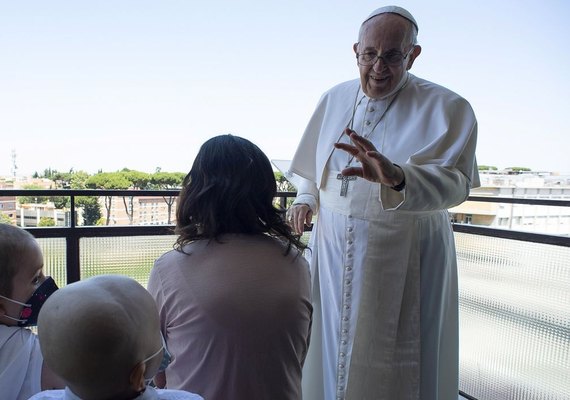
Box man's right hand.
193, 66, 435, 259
286, 204, 313, 235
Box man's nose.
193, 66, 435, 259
373, 56, 388, 71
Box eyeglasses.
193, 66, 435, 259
356, 46, 415, 66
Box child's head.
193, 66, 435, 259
0, 223, 57, 327
37, 274, 168, 399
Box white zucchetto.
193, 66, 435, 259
362, 5, 418, 32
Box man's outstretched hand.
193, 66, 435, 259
334, 128, 404, 187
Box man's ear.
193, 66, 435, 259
353, 43, 360, 66
129, 362, 146, 393
406, 45, 422, 70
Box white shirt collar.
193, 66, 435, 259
63, 386, 160, 400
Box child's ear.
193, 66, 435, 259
129, 362, 146, 393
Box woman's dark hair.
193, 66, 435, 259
175, 134, 307, 255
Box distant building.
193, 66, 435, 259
0, 177, 16, 223
17, 203, 69, 227
99, 194, 178, 226
450, 171, 570, 235
1, 176, 69, 227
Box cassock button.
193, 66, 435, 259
365, 120, 371, 126
368, 107, 375, 112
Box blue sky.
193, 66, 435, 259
1, 0, 569, 176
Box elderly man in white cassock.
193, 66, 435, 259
287, 5, 479, 400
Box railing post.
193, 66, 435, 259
66, 194, 80, 283
66, 232, 81, 284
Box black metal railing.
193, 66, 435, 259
2, 189, 569, 281
0, 189, 299, 283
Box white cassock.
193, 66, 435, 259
0, 325, 43, 400
289, 73, 480, 400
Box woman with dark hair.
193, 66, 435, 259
148, 135, 312, 400
174, 134, 307, 253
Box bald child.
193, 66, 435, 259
29, 275, 203, 400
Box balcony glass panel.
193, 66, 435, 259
456, 232, 570, 399
37, 238, 67, 288
79, 235, 177, 287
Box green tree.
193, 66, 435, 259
85, 172, 131, 225
51, 196, 70, 209
507, 167, 532, 173
150, 171, 185, 189
274, 172, 296, 209
53, 170, 93, 222
38, 217, 55, 227
85, 172, 131, 190
121, 169, 151, 189
478, 165, 498, 171
119, 169, 154, 224
77, 196, 102, 226
18, 184, 49, 205
50, 170, 73, 188
20, 170, 73, 208
150, 171, 185, 224
274, 172, 295, 192
0, 213, 13, 224
69, 170, 91, 189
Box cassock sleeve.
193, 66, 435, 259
289, 93, 329, 184
380, 96, 479, 211
292, 176, 320, 214
289, 92, 331, 214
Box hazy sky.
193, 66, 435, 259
1, 0, 569, 176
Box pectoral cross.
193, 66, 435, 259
337, 174, 357, 197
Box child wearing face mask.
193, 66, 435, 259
29, 274, 203, 400
0, 223, 64, 400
